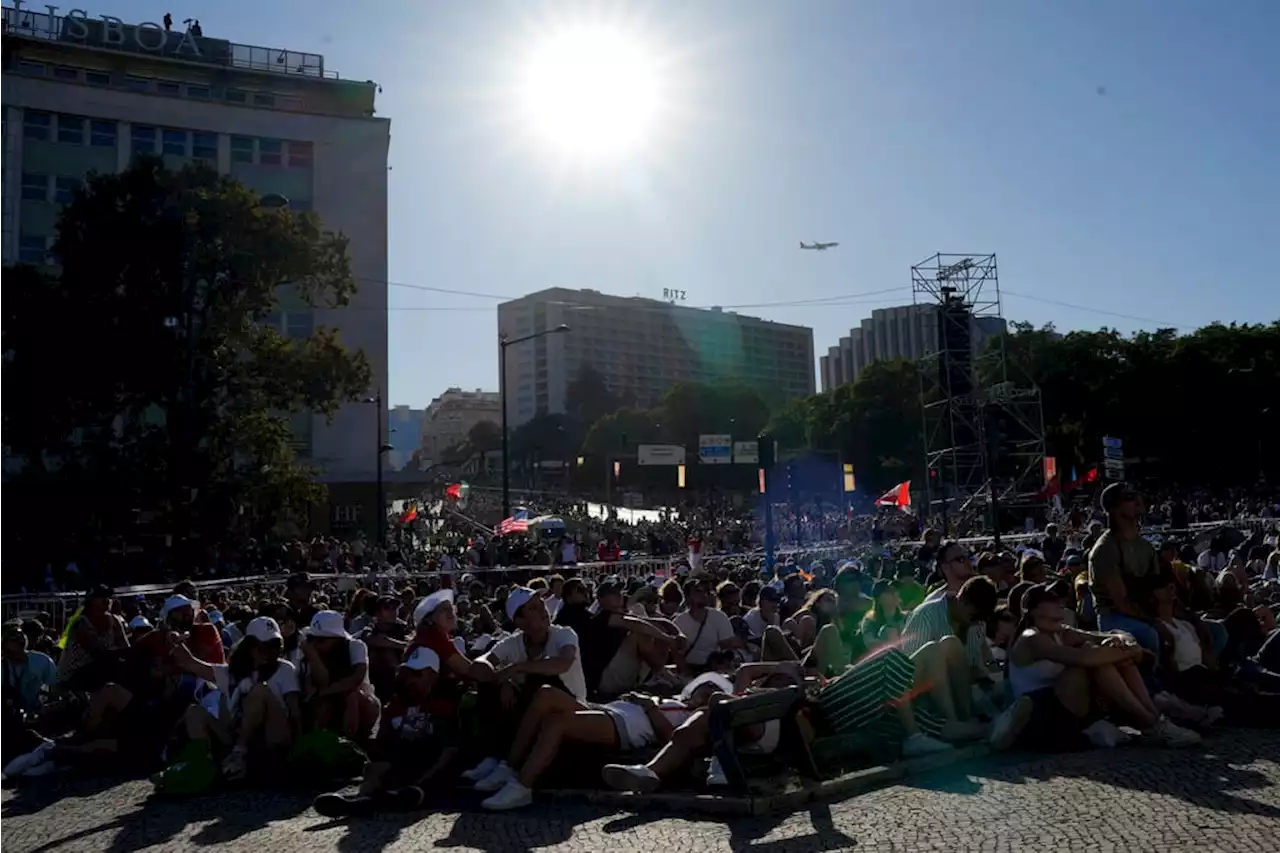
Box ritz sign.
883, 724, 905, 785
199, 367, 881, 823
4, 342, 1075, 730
662, 288, 687, 303
11, 1, 203, 57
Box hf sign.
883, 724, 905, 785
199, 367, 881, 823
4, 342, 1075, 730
12, 2, 204, 57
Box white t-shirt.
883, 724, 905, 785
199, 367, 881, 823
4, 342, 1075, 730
486, 624, 587, 700
1162, 617, 1203, 672
546, 596, 563, 621
297, 638, 373, 692
1197, 550, 1228, 572
743, 608, 779, 641
212, 659, 300, 716
673, 608, 735, 666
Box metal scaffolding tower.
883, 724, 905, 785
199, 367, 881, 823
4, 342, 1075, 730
912, 253, 1047, 532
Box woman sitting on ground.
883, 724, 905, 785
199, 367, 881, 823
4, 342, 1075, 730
473, 671, 737, 810
861, 580, 906, 650
1007, 586, 1201, 750
170, 616, 301, 781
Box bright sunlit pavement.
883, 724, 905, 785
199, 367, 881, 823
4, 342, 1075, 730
515, 23, 664, 163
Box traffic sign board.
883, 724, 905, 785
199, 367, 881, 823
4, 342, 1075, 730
1103, 446, 1124, 460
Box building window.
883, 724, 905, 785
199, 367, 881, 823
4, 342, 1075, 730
23, 110, 52, 141
162, 128, 187, 156
131, 124, 157, 155
287, 141, 313, 168
258, 138, 283, 165
252, 92, 275, 108
225, 88, 247, 104
54, 177, 82, 205
18, 235, 48, 264
53, 66, 79, 81
57, 115, 85, 145
17, 60, 45, 76
85, 70, 111, 86
123, 76, 150, 92
21, 173, 48, 201
230, 135, 254, 163
192, 131, 217, 162
157, 81, 181, 97
187, 84, 210, 99
90, 120, 117, 147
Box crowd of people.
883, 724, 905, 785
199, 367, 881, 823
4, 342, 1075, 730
3, 481, 1278, 819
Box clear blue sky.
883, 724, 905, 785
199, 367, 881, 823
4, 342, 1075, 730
107, 0, 1279, 408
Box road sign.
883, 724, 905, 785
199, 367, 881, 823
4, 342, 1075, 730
1103, 446, 1124, 460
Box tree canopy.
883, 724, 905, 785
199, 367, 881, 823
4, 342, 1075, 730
2, 156, 371, 566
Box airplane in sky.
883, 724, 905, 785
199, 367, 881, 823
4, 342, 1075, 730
800, 241, 839, 251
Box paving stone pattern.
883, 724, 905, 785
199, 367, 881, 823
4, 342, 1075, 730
3, 730, 1278, 853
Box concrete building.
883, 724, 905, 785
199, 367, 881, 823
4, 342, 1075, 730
422, 388, 501, 463
2, 4, 389, 532
497, 287, 816, 426
819, 304, 1006, 392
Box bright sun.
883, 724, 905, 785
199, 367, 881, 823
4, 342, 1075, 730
517, 25, 662, 161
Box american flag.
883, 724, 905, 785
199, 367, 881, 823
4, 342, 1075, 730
496, 509, 531, 536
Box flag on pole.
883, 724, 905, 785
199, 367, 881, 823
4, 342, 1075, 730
399, 505, 419, 524
875, 481, 912, 508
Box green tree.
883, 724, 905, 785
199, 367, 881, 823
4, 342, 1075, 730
466, 419, 503, 454
2, 156, 371, 568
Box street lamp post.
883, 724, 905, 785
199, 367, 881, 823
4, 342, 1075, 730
363, 389, 394, 546
499, 324, 570, 518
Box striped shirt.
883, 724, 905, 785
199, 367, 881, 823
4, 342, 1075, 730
899, 595, 954, 658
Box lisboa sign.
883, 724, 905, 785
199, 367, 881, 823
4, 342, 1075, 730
11, 2, 205, 58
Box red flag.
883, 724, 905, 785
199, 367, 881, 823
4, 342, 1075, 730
444, 482, 462, 501
875, 481, 912, 508
399, 506, 419, 524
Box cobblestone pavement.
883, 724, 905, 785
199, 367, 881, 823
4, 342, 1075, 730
4, 730, 1278, 853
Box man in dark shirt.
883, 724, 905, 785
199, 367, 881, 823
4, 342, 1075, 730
1088, 483, 1161, 663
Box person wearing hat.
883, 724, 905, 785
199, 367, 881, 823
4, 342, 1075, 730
463, 587, 586, 797
55, 585, 128, 693
298, 610, 379, 739
313, 646, 458, 818
1087, 483, 1164, 665
168, 616, 303, 782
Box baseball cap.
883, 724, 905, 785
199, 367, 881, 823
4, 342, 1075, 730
128, 615, 152, 630
403, 646, 441, 672
505, 586, 537, 621
412, 588, 454, 626
246, 616, 283, 643
680, 671, 734, 700
160, 594, 198, 621
1100, 482, 1139, 513
758, 585, 782, 602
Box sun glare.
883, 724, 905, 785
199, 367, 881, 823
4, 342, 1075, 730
517, 25, 662, 161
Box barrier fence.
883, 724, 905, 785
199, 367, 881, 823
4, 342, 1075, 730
5, 519, 1274, 628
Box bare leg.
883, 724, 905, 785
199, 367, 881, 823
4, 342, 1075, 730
812, 624, 849, 677
517, 710, 617, 789
912, 637, 970, 723
1116, 661, 1159, 718
81, 683, 132, 736
645, 710, 711, 779
183, 704, 233, 746
761, 626, 799, 662
508, 685, 587, 766
1091, 664, 1157, 727
1054, 667, 1091, 718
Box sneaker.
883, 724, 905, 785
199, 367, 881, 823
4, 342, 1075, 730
902, 732, 955, 757
474, 761, 516, 793
461, 756, 500, 782
221, 747, 248, 782
989, 695, 1034, 751
602, 763, 661, 793
481, 778, 533, 810
1082, 719, 1130, 748
313, 792, 376, 819
1147, 715, 1202, 747
3, 740, 54, 778
382, 786, 425, 812
706, 756, 728, 787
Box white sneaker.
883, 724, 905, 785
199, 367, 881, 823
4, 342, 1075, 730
989, 696, 1034, 751
3, 741, 53, 778
481, 778, 533, 810
1082, 719, 1130, 748
474, 761, 516, 792
706, 756, 728, 787
461, 756, 500, 782
602, 763, 661, 793
902, 732, 955, 757
1147, 716, 1202, 747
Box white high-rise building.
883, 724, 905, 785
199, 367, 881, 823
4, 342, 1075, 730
422, 388, 501, 463
2, 3, 389, 531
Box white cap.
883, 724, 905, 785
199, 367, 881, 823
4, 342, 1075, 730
412, 589, 454, 626
403, 646, 441, 672
306, 610, 350, 639
680, 671, 735, 701
128, 615, 152, 630
246, 616, 283, 643
505, 586, 537, 621
160, 594, 198, 622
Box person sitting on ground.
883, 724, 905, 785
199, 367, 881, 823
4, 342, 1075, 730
169, 616, 302, 782
312, 646, 459, 817
674, 578, 742, 676
298, 610, 380, 739
489, 671, 737, 809
1007, 585, 1201, 750
861, 580, 906, 651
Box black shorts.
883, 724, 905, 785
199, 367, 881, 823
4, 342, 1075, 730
1017, 687, 1088, 751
